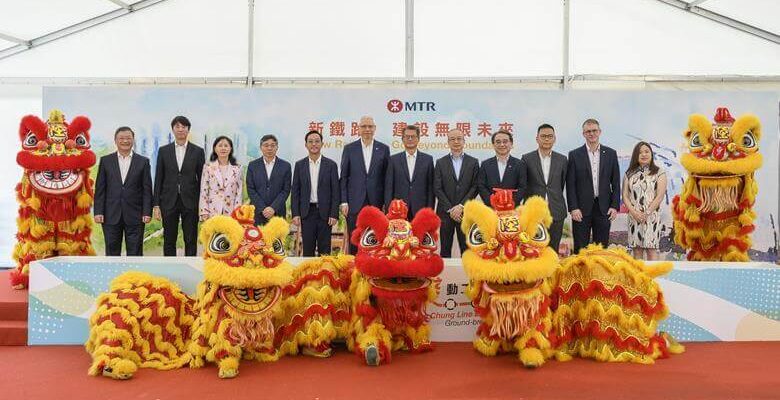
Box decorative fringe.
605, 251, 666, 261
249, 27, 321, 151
375, 291, 428, 331
228, 316, 275, 349
488, 293, 542, 340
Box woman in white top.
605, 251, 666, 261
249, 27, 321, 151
622, 141, 667, 260
199, 136, 243, 221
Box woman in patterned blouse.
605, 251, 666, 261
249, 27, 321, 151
199, 136, 243, 221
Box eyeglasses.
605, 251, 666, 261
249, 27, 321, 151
538, 134, 555, 140
583, 129, 600, 134
448, 137, 464, 142
493, 139, 511, 145
402, 135, 419, 140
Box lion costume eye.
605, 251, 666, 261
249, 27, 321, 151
532, 223, 548, 242
421, 233, 435, 247
468, 224, 484, 246
209, 233, 231, 254
272, 239, 285, 255
741, 132, 756, 149
75, 133, 89, 148
361, 228, 379, 247
23, 132, 38, 148
689, 132, 702, 148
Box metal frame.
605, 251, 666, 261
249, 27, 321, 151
0, 0, 169, 61
655, 0, 780, 45
0, 0, 777, 87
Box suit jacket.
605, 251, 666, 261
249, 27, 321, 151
477, 155, 524, 206
246, 157, 292, 225
291, 156, 340, 220
566, 144, 621, 216
153, 142, 206, 212
94, 152, 152, 225
384, 150, 435, 216
520, 150, 568, 221
199, 161, 243, 219
339, 139, 390, 214
433, 153, 480, 216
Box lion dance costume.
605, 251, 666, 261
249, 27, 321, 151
672, 107, 762, 261
12, 110, 96, 289
86, 201, 442, 379
461, 189, 683, 367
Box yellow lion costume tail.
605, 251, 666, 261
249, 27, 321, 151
85, 272, 196, 379
550, 245, 685, 364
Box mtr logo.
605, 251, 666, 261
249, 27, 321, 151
387, 99, 437, 113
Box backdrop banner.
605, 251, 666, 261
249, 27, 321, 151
28, 257, 780, 345
32, 87, 779, 260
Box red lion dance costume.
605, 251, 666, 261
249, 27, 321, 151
12, 110, 96, 289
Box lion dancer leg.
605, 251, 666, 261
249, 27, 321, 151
351, 303, 393, 366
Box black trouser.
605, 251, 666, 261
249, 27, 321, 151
103, 219, 144, 256
162, 195, 198, 256
346, 212, 359, 255
301, 204, 332, 256
439, 214, 466, 258
548, 219, 564, 254
572, 197, 611, 255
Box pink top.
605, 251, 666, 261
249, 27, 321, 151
199, 161, 243, 219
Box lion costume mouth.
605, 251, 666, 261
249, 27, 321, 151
369, 277, 431, 292
691, 174, 743, 214
219, 286, 281, 316
482, 280, 542, 295
28, 169, 83, 194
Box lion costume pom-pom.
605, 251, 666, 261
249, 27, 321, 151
12, 110, 97, 289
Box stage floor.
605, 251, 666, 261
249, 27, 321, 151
1, 342, 777, 400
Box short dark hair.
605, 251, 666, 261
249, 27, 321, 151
491, 130, 513, 144
537, 123, 555, 134
582, 118, 600, 129
210, 136, 237, 165
260, 134, 278, 145
305, 130, 323, 142
171, 116, 191, 130
114, 126, 134, 139
403, 124, 420, 137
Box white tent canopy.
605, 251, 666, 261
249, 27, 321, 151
0, 0, 777, 84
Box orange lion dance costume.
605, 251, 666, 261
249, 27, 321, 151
672, 107, 762, 261
12, 110, 96, 289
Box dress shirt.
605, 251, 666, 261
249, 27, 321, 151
175, 142, 187, 171
450, 152, 463, 180
118, 152, 133, 184
362, 139, 373, 173
539, 150, 552, 185
497, 155, 508, 181
587, 144, 600, 195
406, 150, 417, 181
264, 157, 276, 180
308, 155, 320, 203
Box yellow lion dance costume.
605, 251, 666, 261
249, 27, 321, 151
86, 205, 351, 379
672, 107, 762, 261
12, 110, 96, 290
462, 189, 683, 368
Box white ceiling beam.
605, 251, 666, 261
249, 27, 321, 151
655, 0, 780, 45
0, 0, 169, 61
106, 0, 131, 10
0, 31, 29, 46
686, 0, 710, 8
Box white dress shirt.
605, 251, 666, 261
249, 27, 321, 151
450, 152, 463, 180
362, 140, 373, 173
497, 156, 508, 181
406, 150, 417, 181
539, 150, 552, 185
264, 157, 276, 180
587, 144, 601, 195
175, 142, 187, 171
308, 156, 320, 203
118, 152, 133, 184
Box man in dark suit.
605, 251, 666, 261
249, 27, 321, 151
566, 118, 621, 254
153, 116, 205, 256
247, 134, 292, 227
340, 116, 390, 254
385, 125, 434, 219
94, 127, 152, 256
519, 124, 568, 252
434, 128, 480, 257
478, 130, 524, 206
291, 130, 340, 256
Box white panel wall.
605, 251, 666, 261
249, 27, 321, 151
0, 0, 248, 77
702, 0, 780, 35
414, 0, 563, 77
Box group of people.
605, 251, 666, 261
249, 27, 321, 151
93, 115, 668, 260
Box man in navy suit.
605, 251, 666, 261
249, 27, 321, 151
291, 130, 340, 256
247, 134, 292, 226
566, 118, 621, 254
94, 127, 152, 256
385, 124, 434, 219
478, 130, 524, 206
340, 116, 390, 254
153, 116, 205, 256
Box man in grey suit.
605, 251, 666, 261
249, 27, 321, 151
519, 124, 568, 252
434, 128, 480, 257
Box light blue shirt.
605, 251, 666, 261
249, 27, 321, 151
450, 152, 464, 180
